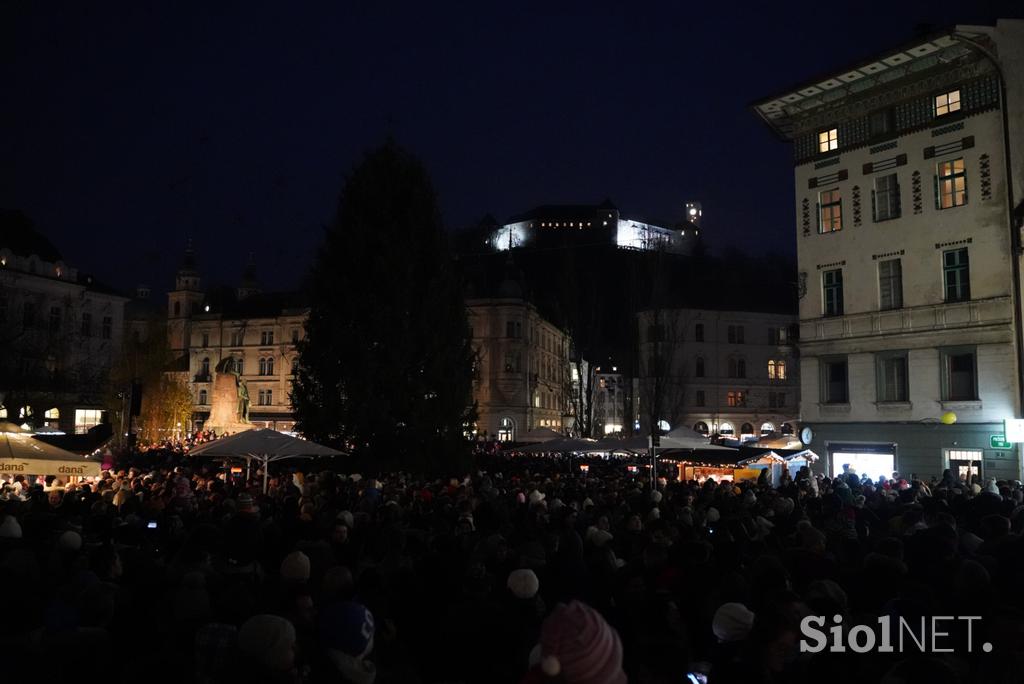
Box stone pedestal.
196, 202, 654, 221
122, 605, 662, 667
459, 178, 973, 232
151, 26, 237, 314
205, 369, 251, 435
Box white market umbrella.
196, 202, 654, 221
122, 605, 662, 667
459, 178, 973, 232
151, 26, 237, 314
0, 432, 103, 478
187, 428, 346, 493
517, 427, 565, 444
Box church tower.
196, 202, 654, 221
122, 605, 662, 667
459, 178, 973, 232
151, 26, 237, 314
236, 252, 261, 300
167, 239, 205, 355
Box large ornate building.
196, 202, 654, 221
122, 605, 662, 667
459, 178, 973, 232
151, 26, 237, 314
165, 246, 308, 432
0, 212, 128, 434
754, 19, 1024, 481
637, 308, 800, 440
467, 280, 572, 441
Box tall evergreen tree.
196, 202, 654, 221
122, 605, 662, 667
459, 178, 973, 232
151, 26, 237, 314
292, 143, 475, 472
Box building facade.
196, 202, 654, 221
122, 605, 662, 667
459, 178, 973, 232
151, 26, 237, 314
165, 250, 308, 432
754, 20, 1024, 481
484, 200, 701, 255
467, 296, 571, 441
0, 214, 128, 434
637, 308, 800, 440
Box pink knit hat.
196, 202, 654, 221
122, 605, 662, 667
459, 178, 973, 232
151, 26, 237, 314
537, 601, 626, 684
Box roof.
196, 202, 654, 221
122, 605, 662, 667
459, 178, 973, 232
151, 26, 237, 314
751, 26, 990, 140
0, 209, 63, 261
200, 288, 309, 319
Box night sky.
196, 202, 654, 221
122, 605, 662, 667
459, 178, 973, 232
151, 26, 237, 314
4, 1, 1020, 294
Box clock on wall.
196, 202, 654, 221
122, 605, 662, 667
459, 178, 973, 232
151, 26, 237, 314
800, 426, 813, 446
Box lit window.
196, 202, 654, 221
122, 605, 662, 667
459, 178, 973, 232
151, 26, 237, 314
937, 158, 967, 209
818, 128, 838, 153
74, 409, 103, 434
44, 408, 59, 419
498, 417, 515, 442
819, 189, 842, 233
719, 422, 734, 435
935, 90, 961, 117
768, 359, 786, 380
726, 391, 746, 407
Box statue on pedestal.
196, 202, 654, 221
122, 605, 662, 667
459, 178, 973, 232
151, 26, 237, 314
207, 356, 252, 433
237, 377, 250, 422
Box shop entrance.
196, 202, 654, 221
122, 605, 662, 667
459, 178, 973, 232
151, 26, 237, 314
944, 448, 983, 484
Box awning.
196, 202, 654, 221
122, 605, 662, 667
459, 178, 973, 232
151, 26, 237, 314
0, 433, 103, 477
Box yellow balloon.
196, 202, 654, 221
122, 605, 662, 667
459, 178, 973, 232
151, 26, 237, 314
940, 411, 957, 425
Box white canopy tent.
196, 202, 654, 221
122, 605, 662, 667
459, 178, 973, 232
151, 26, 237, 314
0, 430, 103, 479
187, 428, 346, 493
516, 437, 599, 453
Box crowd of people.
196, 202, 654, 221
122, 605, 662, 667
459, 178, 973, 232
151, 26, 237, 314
1, 450, 1023, 683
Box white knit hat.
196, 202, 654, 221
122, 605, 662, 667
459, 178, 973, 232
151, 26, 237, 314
528, 490, 546, 505
280, 550, 311, 582
58, 530, 82, 552
713, 602, 755, 642
507, 568, 540, 599
0, 515, 22, 539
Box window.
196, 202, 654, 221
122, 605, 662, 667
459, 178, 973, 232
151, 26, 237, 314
694, 421, 709, 435
818, 127, 838, 152
819, 189, 842, 233
74, 409, 103, 434
506, 320, 522, 339
49, 306, 61, 332
727, 325, 745, 344
202, 332, 209, 348
937, 158, 967, 209
498, 417, 515, 442
728, 357, 746, 378
694, 323, 704, 342
873, 173, 901, 221
648, 324, 665, 342
768, 359, 787, 380
869, 109, 893, 137
237, 358, 244, 375
943, 248, 970, 302
945, 448, 983, 481
823, 269, 844, 316
876, 352, 909, 403
261, 330, 274, 345
821, 357, 849, 404
741, 423, 755, 435
81, 312, 92, 336
769, 391, 786, 408
695, 390, 706, 407
231, 330, 243, 346
257, 389, 273, 406
879, 259, 903, 310
259, 358, 267, 375
173, 301, 180, 316
198, 389, 208, 405
101, 316, 112, 339
201, 357, 210, 376
760, 422, 775, 434
719, 422, 735, 435
727, 391, 746, 407
504, 352, 521, 373
941, 348, 977, 401
695, 357, 705, 377
935, 89, 961, 117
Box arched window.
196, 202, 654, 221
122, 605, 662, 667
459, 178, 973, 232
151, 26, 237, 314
266, 357, 274, 375
498, 417, 515, 442
767, 360, 776, 379
760, 422, 776, 434
695, 357, 705, 377
657, 420, 671, 433
199, 389, 208, 405
694, 421, 709, 434
201, 357, 210, 376
741, 422, 754, 435
719, 422, 734, 435
781, 422, 794, 435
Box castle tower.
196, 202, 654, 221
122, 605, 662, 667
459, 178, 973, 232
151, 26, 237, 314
167, 239, 205, 354
236, 252, 261, 300
685, 201, 703, 228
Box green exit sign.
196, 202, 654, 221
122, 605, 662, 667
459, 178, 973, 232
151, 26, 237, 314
991, 435, 1012, 450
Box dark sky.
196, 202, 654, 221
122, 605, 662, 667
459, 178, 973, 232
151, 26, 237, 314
3, 1, 1020, 294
